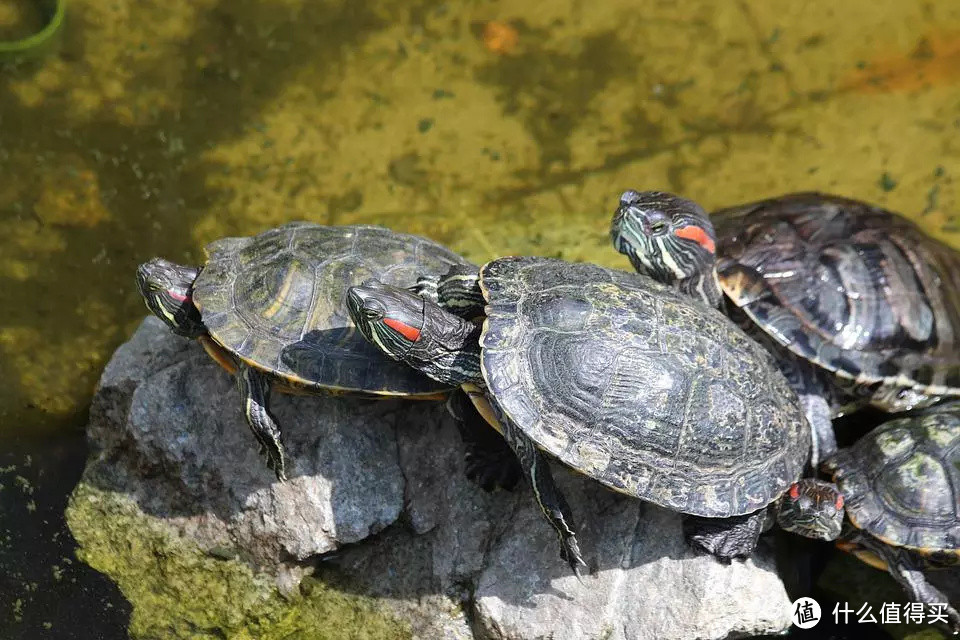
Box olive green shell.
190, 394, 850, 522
478, 256, 810, 518
192, 222, 471, 395
823, 405, 960, 555
712, 193, 960, 410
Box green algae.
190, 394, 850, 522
66, 482, 411, 640
3, 0, 960, 439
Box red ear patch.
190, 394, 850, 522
383, 317, 421, 342
835, 495, 844, 510
788, 484, 801, 500
168, 290, 189, 303
674, 225, 716, 254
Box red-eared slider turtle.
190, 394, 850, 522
778, 402, 960, 633
610, 191, 960, 465
346, 256, 811, 572
136, 223, 472, 480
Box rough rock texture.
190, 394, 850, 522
86, 316, 411, 568
73, 317, 794, 639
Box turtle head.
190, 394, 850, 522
347, 279, 426, 361
347, 278, 482, 387
611, 190, 722, 308
776, 478, 845, 541
136, 258, 205, 338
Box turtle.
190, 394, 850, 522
345, 255, 811, 572
610, 190, 960, 466
778, 401, 960, 633
135, 222, 473, 480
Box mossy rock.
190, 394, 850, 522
66, 482, 410, 640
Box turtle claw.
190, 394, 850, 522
256, 441, 287, 482
265, 449, 287, 482
560, 535, 587, 578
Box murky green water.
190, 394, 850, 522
1, 0, 959, 637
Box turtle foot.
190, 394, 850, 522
560, 534, 587, 577
449, 388, 522, 492
948, 607, 960, 636
683, 510, 766, 561
265, 447, 287, 482
464, 457, 521, 493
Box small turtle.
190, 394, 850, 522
778, 403, 960, 633
136, 223, 472, 480
611, 191, 960, 464
346, 256, 810, 572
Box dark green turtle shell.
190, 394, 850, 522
823, 405, 960, 555
478, 256, 810, 518
192, 222, 472, 396
712, 193, 960, 409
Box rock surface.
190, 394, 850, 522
72, 317, 794, 639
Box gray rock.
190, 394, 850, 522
75, 316, 795, 639
84, 316, 417, 569
473, 473, 791, 640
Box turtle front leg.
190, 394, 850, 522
851, 532, 960, 634
773, 357, 839, 469
410, 275, 440, 302
412, 264, 485, 321
446, 388, 521, 492
765, 336, 838, 468
683, 509, 768, 561
237, 365, 287, 482
496, 408, 586, 575
735, 315, 839, 469
799, 392, 837, 470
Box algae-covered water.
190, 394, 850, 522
1, 0, 959, 638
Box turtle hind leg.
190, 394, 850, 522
496, 408, 585, 575
446, 389, 521, 492
237, 365, 287, 482
683, 509, 767, 562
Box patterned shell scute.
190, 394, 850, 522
825, 406, 960, 553
192, 223, 471, 394
479, 256, 810, 518
712, 193, 960, 395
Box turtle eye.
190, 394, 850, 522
650, 221, 668, 234
363, 300, 385, 320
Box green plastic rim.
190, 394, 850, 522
0, 0, 66, 60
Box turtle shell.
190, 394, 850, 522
712, 193, 960, 408
192, 222, 472, 396
823, 406, 960, 555
478, 256, 810, 518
